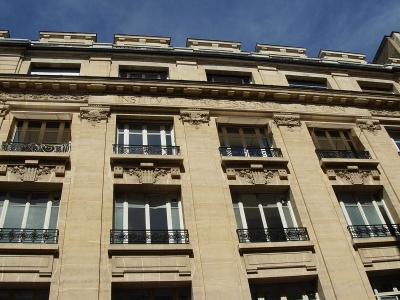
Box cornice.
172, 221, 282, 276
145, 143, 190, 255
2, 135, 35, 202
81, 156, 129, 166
1, 76, 400, 110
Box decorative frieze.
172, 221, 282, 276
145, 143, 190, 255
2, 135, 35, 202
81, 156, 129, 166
80, 106, 110, 126
273, 113, 301, 131
179, 109, 210, 129
0, 160, 66, 182
369, 109, 400, 117
326, 167, 380, 184
0, 92, 88, 102
113, 163, 179, 183
356, 118, 381, 132
226, 165, 287, 184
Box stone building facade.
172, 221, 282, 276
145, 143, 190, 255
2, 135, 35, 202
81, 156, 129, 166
0, 30, 399, 299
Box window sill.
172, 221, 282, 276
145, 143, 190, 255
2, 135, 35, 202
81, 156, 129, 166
110, 153, 183, 166
352, 236, 400, 249
108, 243, 193, 255
238, 240, 314, 254
319, 158, 379, 169
221, 156, 289, 168
0, 151, 70, 163
0, 243, 58, 254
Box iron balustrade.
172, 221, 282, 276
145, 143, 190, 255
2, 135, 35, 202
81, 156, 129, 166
0, 228, 59, 243
236, 227, 309, 243
110, 229, 189, 244
113, 144, 180, 155
315, 149, 372, 160
2, 142, 71, 153
347, 224, 400, 238
219, 147, 283, 158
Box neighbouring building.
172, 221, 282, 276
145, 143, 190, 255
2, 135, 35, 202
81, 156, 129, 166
0, 30, 399, 299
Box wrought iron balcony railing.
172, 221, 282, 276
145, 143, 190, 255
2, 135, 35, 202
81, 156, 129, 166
315, 149, 372, 160
236, 227, 310, 243
1, 142, 71, 153
347, 224, 400, 238
110, 229, 189, 244
219, 147, 283, 158
113, 144, 180, 155
0, 228, 59, 243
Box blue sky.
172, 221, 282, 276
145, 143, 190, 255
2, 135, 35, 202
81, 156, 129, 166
1, 0, 399, 62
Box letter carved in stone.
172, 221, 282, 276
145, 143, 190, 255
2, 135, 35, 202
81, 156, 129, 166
273, 114, 301, 131
80, 106, 110, 126
179, 109, 210, 129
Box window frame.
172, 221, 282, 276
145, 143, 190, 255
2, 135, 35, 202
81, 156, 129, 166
206, 73, 252, 84
218, 126, 271, 148
287, 77, 327, 89
119, 69, 168, 80
387, 130, 400, 152
30, 67, 80, 76
369, 275, 400, 300
11, 120, 71, 144
310, 129, 358, 151
358, 81, 394, 94
250, 281, 319, 300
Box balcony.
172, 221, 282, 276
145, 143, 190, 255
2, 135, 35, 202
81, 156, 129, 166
347, 224, 400, 239
1, 142, 71, 153
219, 147, 283, 158
113, 144, 180, 155
110, 229, 189, 244
0, 228, 59, 243
237, 228, 310, 243
316, 149, 372, 160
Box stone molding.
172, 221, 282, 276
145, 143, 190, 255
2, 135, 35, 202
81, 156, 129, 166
0, 160, 66, 182
273, 113, 301, 130
0, 91, 88, 102
356, 118, 381, 132
80, 106, 110, 126
179, 109, 210, 128
370, 109, 400, 117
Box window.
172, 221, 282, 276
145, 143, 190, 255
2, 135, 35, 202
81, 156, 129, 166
12, 120, 70, 144
112, 192, 187, 244
311, 129, 356, 151
207, 74, 251, 84
30, 67, 80, 76
115, 122, 177, 155
337, 192, 397, 238
369, 275, 400, 300
250, 281, 318, 300
218, 126, 281, 157
112, 288, 191, 300
358, 81, 394, 94
0, 289, 49, 300
0, 191, 60, 243
119, 70, 168, 80
288, 78, 327, 89
232, 193, 307, 242
388, 131, 400, 152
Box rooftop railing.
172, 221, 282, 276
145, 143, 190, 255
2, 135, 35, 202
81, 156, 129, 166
113, 144, 180, 155
0, 228, 59, 243
219, 147, 283, 158
110, 229, 189, 244
236, 227, 309, 243
315, 149, 372, 160
347, 224, 400, 238
1, 142, 71, 153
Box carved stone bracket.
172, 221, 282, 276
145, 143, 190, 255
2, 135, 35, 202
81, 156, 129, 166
226, 164, 287, 184
179, 109, 210, 129
356, 118, 381, 132
0, 103, 9, 117
326, 166, 380, 185
1, 160, 66, 182
80, 106, 110, 126
273, 113, 301, 131
114, 163, 179, 183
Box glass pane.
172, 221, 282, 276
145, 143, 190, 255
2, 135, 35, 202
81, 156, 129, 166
165, 135, 172, 147
128, 195, 146, 230
263, 206, 284, 228
49, 193, 60, 229
262, 285, 280, 300
171, 200, 180, 230
233, 202, 243, 229
147, 125, 161, 134
149, 195, 168, 230
358, 194, 382, 225
127, 290, 149, 300
154, 290, 174, 300
241, 194, 263, 229
147, 135, 162, 146
62, 128, 71, 143
284, 284, 304, 300
129, 124, 142, 133
242, 128, 259, 147
26, 193, 48, 229
42, 132, 58, 143
114, 193, 124, 229
226, 127, 243, 147
14, 291, 35, 300
13, 121, 24, 142
24, 130, 40, 143
0, 191, 6, 220
4, 192, 27, 228
329, 131, 348, 150
282, 204, 295, 227
129, 134, 143, 146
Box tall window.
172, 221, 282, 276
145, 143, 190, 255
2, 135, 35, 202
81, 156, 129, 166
116, 122, 175, 155
119, 70, 168, 80
369, 275, 400, 299
388, 131, 400, 152
12, 120, 70, 144
233, 193, 298, 242
0, 191, 60, 230
207, 74, 251, 84
310, 129, 356, 151
114, 192, 184, 243
338, 193, 393, 228
250, 282, 318, 300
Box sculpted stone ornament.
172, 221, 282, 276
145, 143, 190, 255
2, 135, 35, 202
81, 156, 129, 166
125, 167, 170, 184
336, 170, 370, 185
236, 169, 276, 185
0, 91, 88, 102
179, 109, 210, 129
8, 165, 56, 182
273, 114, 301, 131
80, 106, 110, 126
369, 109, 400, 117
356, 118, 381, 132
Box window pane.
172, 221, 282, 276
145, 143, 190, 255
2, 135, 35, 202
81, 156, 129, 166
114, 193, 124, 230
129, 134, 143, 145
13, 121, 24, 142
149, 195, 168, 230
171, 200, 180, 230
263, 206, 284, 228
128, 196, 146, 230
241, 194, 263, 229
0, 191, 6, 220
226, 127, 243, 147
232, 202, 243, 229
3, 192, 27, 228
147, 135, 162, 146
261, 285, 280, 300
147, 125, 161, 134
154, 290, 174, 300
49, 193, 60, 229
282, 204, 295, 227
26, 193, 48, 229
358, 194, 383, 225
242, 128, 259, 147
